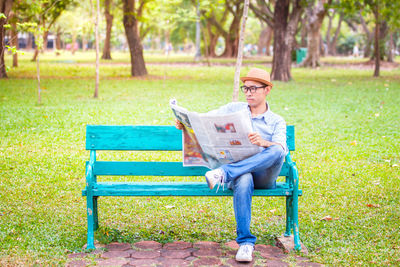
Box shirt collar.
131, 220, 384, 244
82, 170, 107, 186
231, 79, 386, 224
247, 102, 271, 121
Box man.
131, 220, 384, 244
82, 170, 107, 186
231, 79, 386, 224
175, 68, 287, 262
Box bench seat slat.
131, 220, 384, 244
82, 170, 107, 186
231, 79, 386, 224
92, 161, 209, 176
90, 161, 291, 177
82, 182, 302, 197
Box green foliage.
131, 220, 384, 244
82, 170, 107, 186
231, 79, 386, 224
337, 35, 357, 55
0, 52, 400, 265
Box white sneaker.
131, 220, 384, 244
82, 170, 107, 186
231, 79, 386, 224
205, 168, 225, 191
235, 244, 254, 262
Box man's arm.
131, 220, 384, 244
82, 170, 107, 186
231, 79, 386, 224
248, 132, 283, 148
271, 118, 287, 152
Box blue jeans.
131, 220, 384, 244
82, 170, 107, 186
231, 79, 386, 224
220, 145, 285, 246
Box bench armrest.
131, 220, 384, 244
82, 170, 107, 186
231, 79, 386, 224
85, 150, 96, 188
285, 152, 299, 189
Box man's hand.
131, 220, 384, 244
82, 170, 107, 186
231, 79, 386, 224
248, 132, 269, 147
175, 119, 184, 130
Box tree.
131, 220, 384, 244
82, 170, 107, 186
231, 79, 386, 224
101, 0, 113, 59
251, 0, 304, 81
232, 0, 249, 101
197, 0, 245, 58
93, 0, 100, 98
0, 0, 13, 78
300, 0, 332, 68
30, 0, 76, 61
257, 23, 273, 56
325, 7, 344, 55
342, 0, 400, 77
122, 0, 147, 76
9, 10, 18, 66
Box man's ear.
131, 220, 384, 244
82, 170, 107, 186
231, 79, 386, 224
265, 86, 272, 95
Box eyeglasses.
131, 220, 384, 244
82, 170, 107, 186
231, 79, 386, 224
240, 85, 266, 93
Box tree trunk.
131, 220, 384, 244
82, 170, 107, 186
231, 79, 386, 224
328, 13, 342, 56
319, 33, 325, 56
102, 0, 113, 60
221, 6, 243, 57
257, 25, 272, 55
55, 27, 61, 55
27, 33, 33, 50
71, 33, 77, 54
206, 23, 218, 57
271, 0, 303, 82
373, 4, 380, 77
232, 0, 249, 102
0, 0, 13, 78
300, 16, 307, 47
378, 21, 388, 60
387, 31, 394, 62
359, 12, 373, 58
32, 30, 48, 61
10, 11, 18, 67
94, 0, 100, 98
123, 0, 147, 76
42, 30, 48, 53
221, 34, 238, 57
271, 0, 291, 81
82, 35, 87, 51
300, 0, 330, 68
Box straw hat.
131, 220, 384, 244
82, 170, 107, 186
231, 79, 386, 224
240, 68, 273, 87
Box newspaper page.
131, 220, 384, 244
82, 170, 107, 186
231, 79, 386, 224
170, 99, 260, 169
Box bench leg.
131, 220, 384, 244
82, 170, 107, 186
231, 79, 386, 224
86, 194, 96, 250
284, 196, 293, 237
93, 196, 99, 231
292, 194, 301, 251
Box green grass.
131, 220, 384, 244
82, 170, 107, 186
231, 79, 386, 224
0, 53, 400, 266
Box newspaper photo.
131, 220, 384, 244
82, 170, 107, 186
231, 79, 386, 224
170, 99, 260, 169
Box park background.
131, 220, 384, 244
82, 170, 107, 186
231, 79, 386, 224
1, 0, 400, 266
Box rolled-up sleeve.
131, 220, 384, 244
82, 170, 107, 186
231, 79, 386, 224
272, 118, 288, 154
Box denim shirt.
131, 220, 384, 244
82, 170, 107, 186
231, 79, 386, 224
208, 102, 288, 155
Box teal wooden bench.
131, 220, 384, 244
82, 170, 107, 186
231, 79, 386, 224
82, 125, 302, 250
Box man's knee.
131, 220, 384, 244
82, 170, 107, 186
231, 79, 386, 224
265, 145, 285, 161
232, 173, 253, 193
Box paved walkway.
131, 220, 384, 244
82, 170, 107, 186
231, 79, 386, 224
67, 241, 322, 266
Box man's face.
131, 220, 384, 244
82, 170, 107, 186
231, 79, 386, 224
243, 80, 271, 108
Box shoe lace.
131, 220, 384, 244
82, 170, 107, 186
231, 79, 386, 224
215, 172, 225, 193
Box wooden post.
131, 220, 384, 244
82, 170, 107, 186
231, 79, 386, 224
94, 0, 100, 98
232, 0, 250, 102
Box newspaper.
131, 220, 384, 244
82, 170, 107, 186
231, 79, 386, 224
170, 99, 260, 169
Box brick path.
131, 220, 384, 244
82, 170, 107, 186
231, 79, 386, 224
67, 241, 322, 266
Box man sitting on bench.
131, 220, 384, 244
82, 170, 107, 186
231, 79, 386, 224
175, 68, 287, 263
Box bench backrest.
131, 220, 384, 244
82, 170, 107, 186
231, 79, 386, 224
86, 125, 295, 151
86, 125, 295, 177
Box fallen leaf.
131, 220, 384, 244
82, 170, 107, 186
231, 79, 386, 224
366, 204, 380, 208
197, 209, 205, 213
392, 164, 398, 167
321, 216, 332, 221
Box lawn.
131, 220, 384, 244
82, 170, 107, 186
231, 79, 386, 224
0, 52, 399, 266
